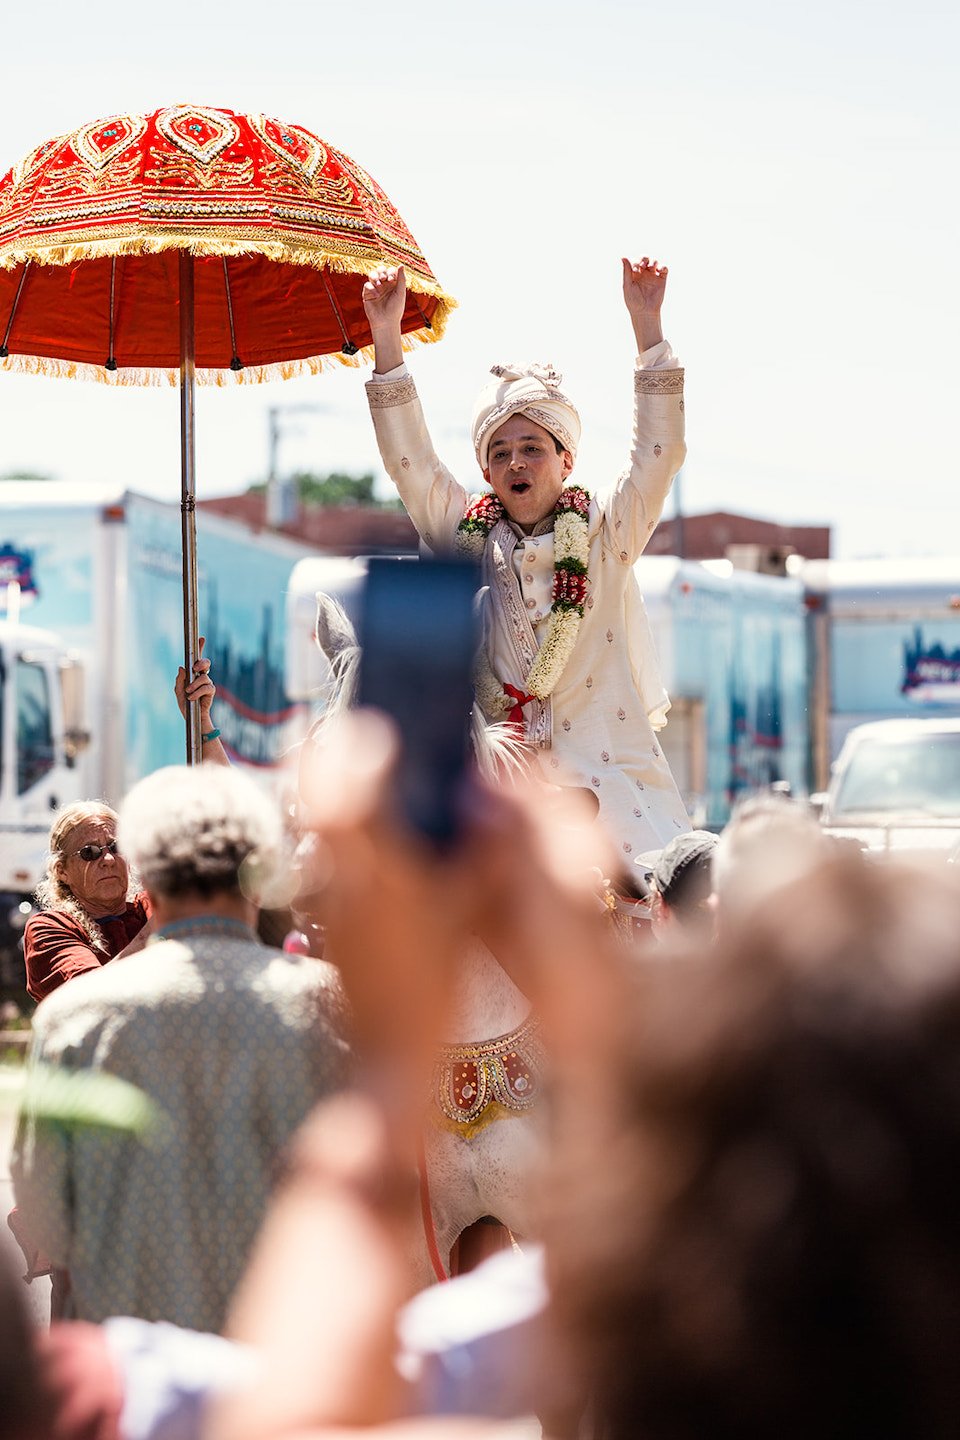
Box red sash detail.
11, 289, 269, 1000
503, 683, 535, 727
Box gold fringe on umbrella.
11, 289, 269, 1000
0, 326, 444, 388
0, 231, 454, 384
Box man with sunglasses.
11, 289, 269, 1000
23, 803, 149, 1004
23, 648, 228, 1004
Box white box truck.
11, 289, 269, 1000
802, 558, 960, 791
0, 481, 318, 992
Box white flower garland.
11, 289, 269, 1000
455, 486, 591, 725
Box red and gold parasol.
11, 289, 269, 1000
0, 104, 455, 757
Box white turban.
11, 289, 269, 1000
471, 362, 581, 470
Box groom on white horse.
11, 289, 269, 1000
361, 255, 691, 867
330, 257, 693, 1280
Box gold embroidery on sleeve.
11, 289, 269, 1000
634, 368, 685, 394
366, 376, 418, 408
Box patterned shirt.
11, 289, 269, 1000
12, 921, 350, 1332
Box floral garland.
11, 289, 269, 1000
456, 485, 591, 724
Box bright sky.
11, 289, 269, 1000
0, 0, 956, 558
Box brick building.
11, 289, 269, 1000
645, 510, 830, 562
199, 494, 830, 564
198, 492, 418, 554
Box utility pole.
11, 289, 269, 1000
673, 466, 686, 560
266, 404, 325, 528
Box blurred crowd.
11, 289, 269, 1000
5, 697, 960, 1440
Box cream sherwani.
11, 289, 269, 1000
366, 345, 691, 865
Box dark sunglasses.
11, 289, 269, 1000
70, 840, 120, 863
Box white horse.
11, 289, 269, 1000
414, 935, 544, 1284
310, 595, 544, 1286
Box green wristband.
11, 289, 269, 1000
201, 728, 221, 743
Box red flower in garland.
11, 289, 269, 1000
456, 483, 593, 720
556, 485, 591, 519
553, 568, 588, 608
468, 494, 503, 522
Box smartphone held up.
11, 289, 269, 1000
358, 557, 479, 848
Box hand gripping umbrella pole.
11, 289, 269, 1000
179, 252, 202, 765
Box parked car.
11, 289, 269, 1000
815, 717, 960, 855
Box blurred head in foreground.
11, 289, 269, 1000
712, 791, 826, 926
548, 852, 960, 1440
641, 829, 719, 943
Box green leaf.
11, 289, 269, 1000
1, 1063, 169, 1141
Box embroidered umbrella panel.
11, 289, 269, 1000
0, 105, 454, 380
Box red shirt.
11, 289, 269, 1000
24, 894, 152, 1004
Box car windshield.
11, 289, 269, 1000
833, 732, 960, 818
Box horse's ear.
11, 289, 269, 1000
315, 593, 358, 666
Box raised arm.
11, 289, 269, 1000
622, 256, 667, 354
361, 265, 469, 550
606, 256, 685, 561
362, 265, 407, 375
210, 713, 615, 1440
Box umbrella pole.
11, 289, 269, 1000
179, 251, 202, 765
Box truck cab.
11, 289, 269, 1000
819, 717, 960, 855
0, 620, 86, 993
